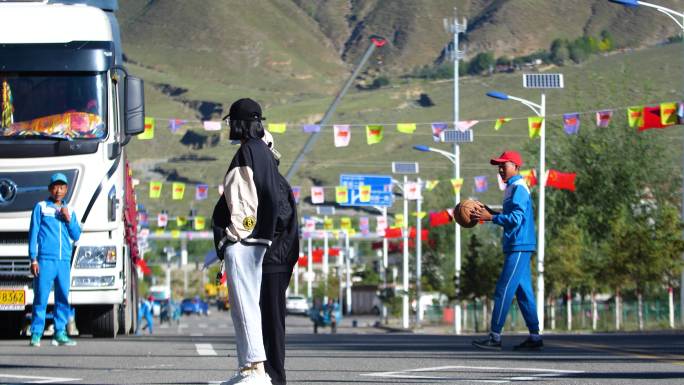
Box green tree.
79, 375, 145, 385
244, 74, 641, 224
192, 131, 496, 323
467, 52, 495, 75
550, 38, 569, 65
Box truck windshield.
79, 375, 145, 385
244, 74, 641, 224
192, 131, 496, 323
0, 72, 106, 140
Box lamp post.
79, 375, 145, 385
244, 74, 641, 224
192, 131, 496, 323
486, 89, 547, 332
609, 0, 684, 330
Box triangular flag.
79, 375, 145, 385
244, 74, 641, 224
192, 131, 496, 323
627, 106, 644, 128
394, 214, 406, 228
302, 124, 320, 133
412, 211, 427, 219
456, 120, 479, 132
195, 184, 208, 200
640, 106, 668, 131
563, 113, 580, 135
546, 169, 577, 192
157, 212, 168, 227
335, 186, 349, 204
474, 176, 488, 193
450, 178, 463, 194
172, 182, 185, 200
168, 119, 186, 133
340, 217, 352, 230
268, 123, 287, 134
660, 102, 678, 126
359, 185, 371, 203
396, 123, 416, 134
171, 230, 181, 238
203, 121, 222, 131
176, 216, 187, 227
520, 169, 538, 187
149, 181, 162, 199
431, 122, 447, 142
194, 216, 206, 230
292, 186, 301, 203
424, 180, 439, 192
494, 117, 511, 131
333, 124, 351, 147
323, 217, 334, 230
376, 216, 388, 235
311, 186, 325, 204
139, 117, 155, 140
528, 117, 543, 139
366, 125, 384, 145
596, 110, 613, 128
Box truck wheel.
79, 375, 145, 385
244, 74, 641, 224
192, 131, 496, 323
92, 304, 119, 338
0, 312, 22, 339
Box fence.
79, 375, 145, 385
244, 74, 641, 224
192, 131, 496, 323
424, 299, 682, 332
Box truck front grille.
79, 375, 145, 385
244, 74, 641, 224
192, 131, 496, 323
0, 256, 31, 276
0, 232, 28, 245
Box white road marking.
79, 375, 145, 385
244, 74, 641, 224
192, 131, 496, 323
361, 365, 584, 383
0, 373, 81, 383
198, 323, 208, 328
195, 343, 217, 356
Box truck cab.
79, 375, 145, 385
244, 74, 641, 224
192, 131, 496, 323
0, 0, 144, 337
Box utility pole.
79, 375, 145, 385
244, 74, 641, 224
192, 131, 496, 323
444, 8, 467, 335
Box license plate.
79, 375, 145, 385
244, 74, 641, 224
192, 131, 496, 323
0, 289, 25, 310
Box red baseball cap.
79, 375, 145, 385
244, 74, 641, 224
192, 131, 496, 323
490, 151, 523, 167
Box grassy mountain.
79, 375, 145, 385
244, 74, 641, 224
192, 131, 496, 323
117, 0, 684, 220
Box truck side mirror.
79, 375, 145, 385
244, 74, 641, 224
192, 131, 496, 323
124, 76, 145, 136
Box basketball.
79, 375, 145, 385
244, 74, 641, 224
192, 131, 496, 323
454, 199, 480, 228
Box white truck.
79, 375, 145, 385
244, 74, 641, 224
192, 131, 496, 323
0, 0, 145, 338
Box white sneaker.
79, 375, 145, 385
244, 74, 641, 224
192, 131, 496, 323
220, 371, 245, 385
236, 371, 271, 385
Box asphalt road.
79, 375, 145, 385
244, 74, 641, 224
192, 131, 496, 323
0, 310, 682, 384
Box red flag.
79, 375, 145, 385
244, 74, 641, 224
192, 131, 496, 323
429, 211, 452, 227
220, 271, 227, 285
639, 106, 668, 131
384, 227, 403, 239
408, 227, 429, 240
298, 255, 307, 267
546, 169, 577, 192
312, 249, 324, 263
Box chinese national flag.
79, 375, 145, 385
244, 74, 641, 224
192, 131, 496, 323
545, 169, 576, 192
384, 227, 403, 239
520, 169, 537, 187
429, 210, 452, 227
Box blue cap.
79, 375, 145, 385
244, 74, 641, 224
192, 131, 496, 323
49, 173, 69, 186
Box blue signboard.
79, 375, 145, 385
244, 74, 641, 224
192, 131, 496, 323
339, 174, 394, 207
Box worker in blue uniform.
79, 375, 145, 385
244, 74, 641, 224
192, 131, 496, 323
28, 173, 81, 347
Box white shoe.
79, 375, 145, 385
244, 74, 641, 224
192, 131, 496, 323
220, 371, 245, 385
236, 371, 271, 385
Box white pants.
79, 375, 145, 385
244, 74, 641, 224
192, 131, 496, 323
224, 242, 267, 368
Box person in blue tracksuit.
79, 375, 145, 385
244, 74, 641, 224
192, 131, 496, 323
28, 173, 81, 347
136, 296, 154, 335
471, 151, 543, 351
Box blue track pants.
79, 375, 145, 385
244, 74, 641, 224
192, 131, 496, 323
31, 259, 71, 336
490, 251, 539, 334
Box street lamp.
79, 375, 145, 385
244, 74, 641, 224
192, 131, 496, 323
486, 88, 547, 332
608, 0, 684, 330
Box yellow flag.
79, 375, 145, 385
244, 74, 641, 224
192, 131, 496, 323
171, 230, 181, 238
395, 214, 405, 228
268, 123, 287, 134
366, 125, 384, 145
149, 181, 162, 199
335, 186, 348, 204
154, 229, 164, 236
450, 178, 463, 194
494, 117, 511, 131
528, 117, 543, 139
359, 185, 371, 203
176, 216, 187, 227
627, 106, 644, 128
194, 216, 206, 230
172, 182, 186, 200
660, 102, 678, 126
324, 217, 334, 230
396, 123, 416, 134
340, 217, 352, 230
425, 180, 439, 191
138, 117, 155, 140
412, 211, 427, 219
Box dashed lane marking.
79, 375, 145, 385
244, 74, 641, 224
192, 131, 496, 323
196, 343, 217, 356
361, 365, 584, 383
0, 374, 81, 383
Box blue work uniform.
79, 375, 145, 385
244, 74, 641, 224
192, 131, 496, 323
136, 299, 154, 334
28, 199, 81, 336
490, 174, 539, 335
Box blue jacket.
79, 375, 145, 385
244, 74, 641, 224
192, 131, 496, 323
492, 175, 536, 253
28, 199, 81, 262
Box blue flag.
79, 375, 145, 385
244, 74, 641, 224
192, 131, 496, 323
563, 113, 580, 135
474, 176, 488, 193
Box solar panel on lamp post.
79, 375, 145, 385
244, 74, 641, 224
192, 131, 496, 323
608, 0, 684, 330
